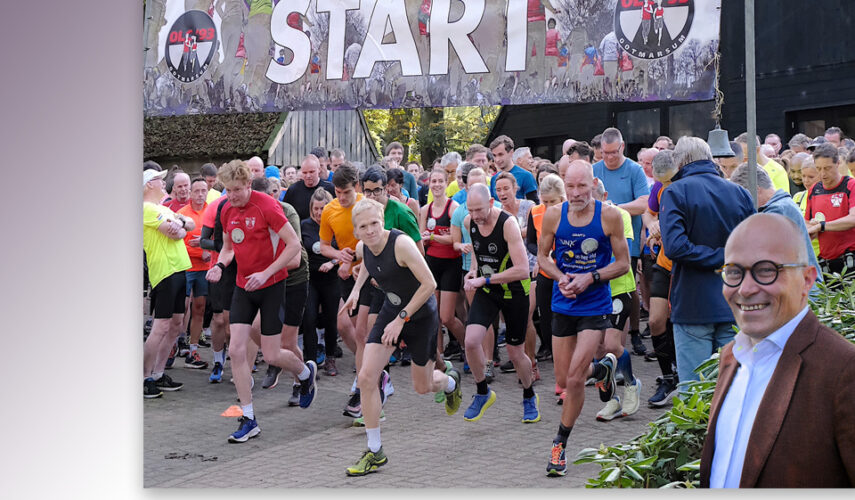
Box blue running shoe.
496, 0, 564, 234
209, 362, 223, 383
522, 394, 541, 423
299, 360, 318, 408
463, 390, 496, 421
316, 351, 326, 367
595, 353, 618, 403
228, 416, 260, 443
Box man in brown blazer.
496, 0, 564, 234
700, 213, 855, 488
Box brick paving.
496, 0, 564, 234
144, 330, 667, 488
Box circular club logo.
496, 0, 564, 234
615, 0, 694, 59
166, 10, 218, 83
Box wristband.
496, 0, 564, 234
430, 233, 434, 241
820, 221, 826, 232
216, 262, 226, 271
179, 218, 186, 229
485, 276, 491, 286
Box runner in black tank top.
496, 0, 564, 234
461, 184, 540, 424
341, 199, 463, 477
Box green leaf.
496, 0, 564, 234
605, 467, 621, 483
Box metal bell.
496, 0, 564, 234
708, 125, 735, 157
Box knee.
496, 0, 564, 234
412, 379, 431, 395
357, 369, 377, 391
440, 309, 455, 327
464, 334, 481, 351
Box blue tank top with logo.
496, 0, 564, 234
551, 200, 612, 316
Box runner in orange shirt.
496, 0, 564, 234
177, 177, 211, 369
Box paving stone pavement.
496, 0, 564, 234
144, 330, 669, 488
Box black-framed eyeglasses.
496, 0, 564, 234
718, 260, 807, 287
363, 187, 386, 197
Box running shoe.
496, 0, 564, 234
333, 344, 343, 358
554, 383, 563, 396
648, 375, 677, 408
535, 346, 552, 361
630, 332, 647, 356
463, 360, 471, 374
621, 378, 642, 417
165, 341, 177, 370
344, 392, 362, 418
485, 362, 495, 383
497, 330, 506, 347
184, 351, 208, 369
228, 416, 260, 443
262, 366, 282, 389
209, 362, 223, 383
288, 383, 300, 407
443, 360, 453, 373
557, 390, 566, 405
198, 337, 211, 348
346, 448, 388, 476
379, 370, 390, 407
595, 353, 617, 403
546, 441, 567, 477
463, 390, 496, 422
155, 374, 183, 392
443, 341, 463, 361
596, 397, 623, 421
324, 357, 338, 376
383, 371, 395, 398
299, 360, 318, 408
400, 349, 412, 366
316, 351, 326, 368
522, 394, 541, 423
144, 378, 162, 399
352, 411, 385, 427
445, 369, 462, 416
499, 360, 516, 373
434, 391, 446, 404
177, 337, 191, 358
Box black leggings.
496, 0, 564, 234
302, 275, 340, 363
535, 274, 554, 351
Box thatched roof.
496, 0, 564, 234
144, 112, 283, 159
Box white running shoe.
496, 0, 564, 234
621, 379, 642, 417
596, 397, 623, 421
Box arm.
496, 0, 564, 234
174, 212, 196, 231
808, 206, 855, 236
525, 210, 538, 255
660, 188, 724, 269
525, 189, 540, 204
463, 215, 478, 278
468, 217, 530, 289
451, 217, 471, 255
341, 242, 369, 315
618, 195, 650, 216
199, 225, 220, 251
205, 232, 235, 283
157, 219, 186, 240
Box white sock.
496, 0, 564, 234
366, 427, 382, 453
241, 403, 254, 420
152, 371, 164, 381
297, 365, 311, 381
351, 376, 359, 393
190, 344, 198, 353
445, 374, 456, 394
213, 350, 225, 364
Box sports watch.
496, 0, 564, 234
591, 270, 601, 285
399, 310, 410, 322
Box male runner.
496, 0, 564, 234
537, 160, 629, 476
205, 160, 317, 443
462, 184, 539, 423
177, 177, 211, 369
341, 199, 462, 476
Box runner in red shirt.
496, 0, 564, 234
206, 160, 318, 443
805, 143, 855, 276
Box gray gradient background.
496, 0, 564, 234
0, 1, 824, 498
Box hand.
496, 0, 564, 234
458, 243, 472, 254
464, 275, 485, 292
165, 220, 182, 238
646, 234, 662, 253
319, 261, 334, 273
206, 265, 222, 283
370, 278, 380, 289
557, 273, 574, 298
339, 248, 355, 264
381, 318, 404, 346
202, 251, 211, 262
244, 270, 270, 292
339, 293, 359, 317
188, 235, 201, 247
337, 262, 352, 280
807, 220, 821, 237
351, 262, 363, 280
563, 272, 594, 297
648, 220, 660, 237
422, 230, 432, 241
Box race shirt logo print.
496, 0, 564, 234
488, 243, 498, 255
581, 238, 599, 255
427, 218, 436, 230
312, 241, 321, 254
245, 216, 256, 229
387, 292, 402, 306
165, 10, 219, 83
615, 0, 694, 59
831, 193, 844, 208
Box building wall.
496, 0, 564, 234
268, 110, 378, 167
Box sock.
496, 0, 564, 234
476, 379, 489, 395
190, 344, 198, 354
366, 427, 382, 453
444, 374, 456, 394
651, 334, 674, 376
628, 329, 640, 337
590, 362, 606, 381
664, 320, 677, 375
384, 363, 391, 372
555, 424, 573, 446
351, 376, 359, 393
241, 403, 254, 420
213, 349, 225, 364
152, 371, 164, 381
617, 350, 635, 385
523, 385, 535, 399
297, 365, 311, 381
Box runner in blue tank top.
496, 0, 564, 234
537, 160, 631, 477
341, 199, 463, 476
462, 184, 540, 424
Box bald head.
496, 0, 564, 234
562, 139, 576, 155
557, 155, 571, 179
468, 183, 492, 203
565, 159, 594, 181
727, 214, 806, 265
247, 156, 265, 179
564, 160, 595, 212
172, 172, 191, 202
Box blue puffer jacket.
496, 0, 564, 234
661, 159, 756, 324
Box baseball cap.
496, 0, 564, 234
807, 136, 827, 151
144, 169, 168, 186
265, 166, 281, 179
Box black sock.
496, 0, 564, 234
384, 363, 390, 372
476, 379, 489, 395
523, 385, 535, 399
664, 320, 677, 375
629, 329, 640, 337
555, 424, 572, 446
591, 362, 607, 381
652, 333, 674, 377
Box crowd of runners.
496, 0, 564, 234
143, 125, 855, 477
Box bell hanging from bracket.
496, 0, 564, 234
708, 125, 734, 158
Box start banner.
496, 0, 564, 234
143, 0, 721, 116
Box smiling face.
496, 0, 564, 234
723, 216, 815, 342
491, 145, 512, 172
172, 174, 191, 202
429, 170, 447, 197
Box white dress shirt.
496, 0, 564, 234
709, 306, 810, 488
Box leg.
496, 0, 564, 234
557, 329, 603, 428
229, 323, 254, 406
357, 343, 394, 429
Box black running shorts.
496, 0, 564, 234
466, 288, 529, 346
608, 292, 632, 331
280, 280, 308, 327
649, 264, 671, 300
229, 281, 285, 336
367, 295, 439, 366
210, 262, 237, 313
426, 255, 464, 293
152, 271, 187, 319
552, 312, 610, 338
